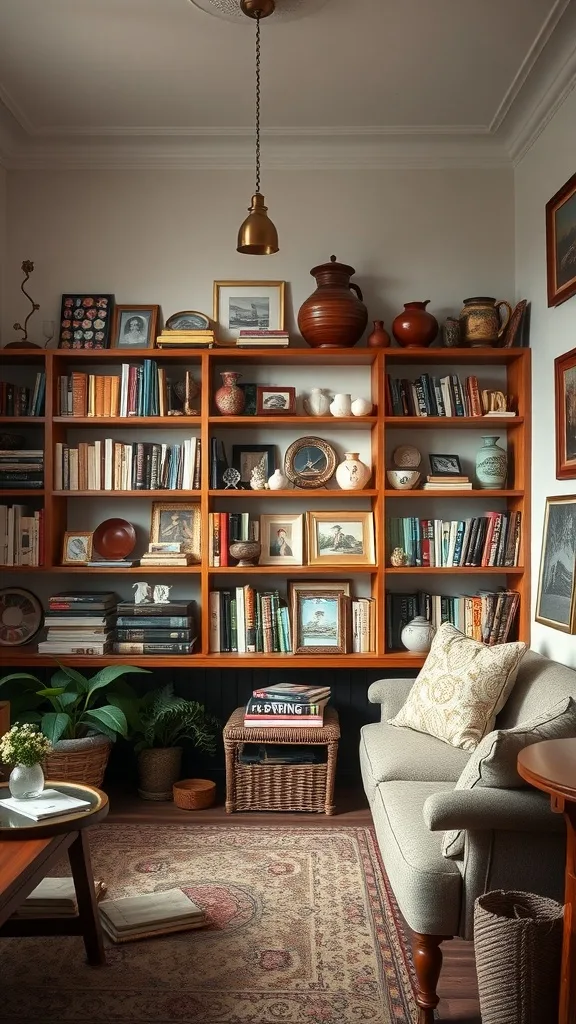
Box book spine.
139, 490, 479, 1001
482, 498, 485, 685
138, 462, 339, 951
115, 616, 192, 628
113, 643, 195, 654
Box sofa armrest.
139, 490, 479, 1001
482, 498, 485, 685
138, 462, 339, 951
423, 787, 565, 834
367, 677, 415, 721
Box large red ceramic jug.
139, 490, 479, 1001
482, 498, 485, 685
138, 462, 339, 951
392, 301, 438, 348
298, 255, 368, 349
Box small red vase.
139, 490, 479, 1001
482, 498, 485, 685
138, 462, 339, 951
367, 319, 391, 348
214, 371, 245, 415
392, 301, 438, 348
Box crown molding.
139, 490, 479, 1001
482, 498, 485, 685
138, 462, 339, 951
30, 123, 490, 138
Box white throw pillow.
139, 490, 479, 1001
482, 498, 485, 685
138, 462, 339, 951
388, 622, 526, 751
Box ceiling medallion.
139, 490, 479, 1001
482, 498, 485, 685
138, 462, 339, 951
188, 0, 331, 23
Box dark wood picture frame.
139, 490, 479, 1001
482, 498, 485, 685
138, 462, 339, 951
111, 304, 159, 349
256, 386, 296, 415
428, 453, 462, 476
58, 294, 114, 350
546, 170, 576, 307
231, 444, 276, 488
555, 346, 576, 479
292, 590, 347, 655
535, 495, 576, 633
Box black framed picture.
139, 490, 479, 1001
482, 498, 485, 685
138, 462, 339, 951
232, 444, 276, 488
58, 294, 114, 349
429, 453, 462, 476
535, 495, 576, 633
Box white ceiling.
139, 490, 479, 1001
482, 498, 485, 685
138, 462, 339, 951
0, 0, 574, 166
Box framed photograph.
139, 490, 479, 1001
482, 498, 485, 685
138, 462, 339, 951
112, 305, 159, 349
546, 170, 576, 307
535, 495, 576, 633
306, 511, 376, 566
259, 513, 304, 566
292, 590, 347, 654
428, 453, 462, 476
62, 531, 93, 565
555, 346, 576, 479
232, 444, 276, 488
150, 502, 201, 561
165, 310, 211, 332
58, 294, 114, 349
213, 281, 285, 339
256, 386, 296, 415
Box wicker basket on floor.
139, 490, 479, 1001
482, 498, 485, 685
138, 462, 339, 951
44, 736, 112, 788
474, 889, 563, 1024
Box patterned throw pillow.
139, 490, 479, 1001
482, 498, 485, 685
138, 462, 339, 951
388, 622, 526, 751
442, 695, 576, 857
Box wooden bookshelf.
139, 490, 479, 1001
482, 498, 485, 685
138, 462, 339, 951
0, 345, 531, 667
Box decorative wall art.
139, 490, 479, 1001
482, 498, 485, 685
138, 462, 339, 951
0, 587, 43, 646
112, 305, 159, 349
62, 531, 93, 565
546, 170, 576, 307
58, 295, 114, 349
284, 436, 337, 489
256, 386, 296, 415
555, 346, 576, 479
428, 453, 463, 477
259, 513, 304, 566
213, 281, 285, 340
150, 502, 201, 561
165, 311, 211, 331
306, 511, 376, 566
232, 444, 276, 488
292, 590, 347, 654
535, 495, 576, 633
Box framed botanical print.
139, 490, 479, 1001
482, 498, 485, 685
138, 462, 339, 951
535, 495, 576, 633
306, 511, 376, 566
112, 305, 159, 349
58, 294, 114, 349
259, 513, 304, 566
546, 170, 576, 307
213, 281, 285, 340
555, 346, 576, 479
150, 502, 201, 561
292, 589, 347, 654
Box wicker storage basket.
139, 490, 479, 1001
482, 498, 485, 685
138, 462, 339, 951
138, 747, 183, 801
234, 761, 328, 812
173, 778, 216, 810
474, 890, 563, 1024
44, 736, 111, 788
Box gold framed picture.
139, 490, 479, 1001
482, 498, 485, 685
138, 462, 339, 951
62, 531, 93, 565
213, 281, 285, 341
306, 511, 376, 566
292, 589, 347, 654
259, 513, 304, 566
150, 502, 201, 562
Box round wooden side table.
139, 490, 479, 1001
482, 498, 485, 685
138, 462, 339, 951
518, 738, 576, 1024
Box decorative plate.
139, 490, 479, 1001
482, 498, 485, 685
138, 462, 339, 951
0, 588, 43, 646
284, 436, 337, 489
165, 310, 211, 332
392, 444, 422, 468
93, 518, 137, 560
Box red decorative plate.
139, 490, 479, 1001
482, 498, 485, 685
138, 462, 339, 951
93, 518, 136, 560
0, 588, 43, 646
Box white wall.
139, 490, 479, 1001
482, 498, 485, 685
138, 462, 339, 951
515, 86, 576, 668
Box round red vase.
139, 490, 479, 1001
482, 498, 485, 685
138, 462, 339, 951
392, 301, 438, 348
214, 372, 245, 415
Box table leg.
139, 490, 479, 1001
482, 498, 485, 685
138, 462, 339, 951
560, 805, 576, 1024
325, 741, 337, 815
67, 829, 105, 966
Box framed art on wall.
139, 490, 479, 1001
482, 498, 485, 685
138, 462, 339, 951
306, 511, 376, 566
213, 281, 285, 340
256, 386, 296, 415
112, 305, 159, 349
58, 295, 114, 349
546, 170, 576, 307
292, 590, 347, 654
259, 513, 304, 566
62, 531, 93, 565
150, 502, 201, 561
535, 495, 576, 633
232, 444, 276, 488
555, 346, 576, 479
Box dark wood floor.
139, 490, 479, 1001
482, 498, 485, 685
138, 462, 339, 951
107, 786, 480, 1023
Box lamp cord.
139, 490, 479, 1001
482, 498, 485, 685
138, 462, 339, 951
255, 12, 261, 194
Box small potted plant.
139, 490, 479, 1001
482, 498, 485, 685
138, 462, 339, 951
0, 723, 52, 799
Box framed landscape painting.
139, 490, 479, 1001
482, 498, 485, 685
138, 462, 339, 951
213, 281, 285, 340
555, 346, 576, 479
535, 496, 576, 633
546, 171, 576, 307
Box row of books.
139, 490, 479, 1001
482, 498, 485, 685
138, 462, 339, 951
0, 374, 45, 417
209, 587, 291, 653
386, 512, 522, 568
0, 449, 44, 490
113, 599, 197, 654
56, 366, 199, 418
386, 373, 515, 418
243, 682, 331, 728
0, 504, 44, 566
53, 438, 201, 491
386, 589, 520, 649
208, 512, 258, 567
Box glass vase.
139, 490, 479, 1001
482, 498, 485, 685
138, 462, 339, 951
9, 762, 45, 799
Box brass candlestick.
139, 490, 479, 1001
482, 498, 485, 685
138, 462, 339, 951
6, 260, 42, 349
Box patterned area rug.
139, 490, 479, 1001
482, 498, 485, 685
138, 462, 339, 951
2, 824, 419, 1024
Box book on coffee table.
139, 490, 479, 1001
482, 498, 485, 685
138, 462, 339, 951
99, 888, 207, 943
1, 789, 92, 821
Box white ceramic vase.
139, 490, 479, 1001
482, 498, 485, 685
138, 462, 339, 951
351, 397, 373, 417
268, 469, 287, 490
330, 393, 352, 417
401, 616, 435, 653
335, 452, 371, 490
303, 388, 331, 416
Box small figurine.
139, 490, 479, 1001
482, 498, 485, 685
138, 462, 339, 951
250, 462, 268, 490
153, 584, 172, 604
223, 467, 241, 490
133, 582, 154, 604
390, 546, 408, 567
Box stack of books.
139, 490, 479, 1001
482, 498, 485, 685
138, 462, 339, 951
14, 877, 107, 918
38, 591, 118, 655
156, 330, 215, 348
1, 788, 93, 821
0, 373, 45, 416
54, 437, 200, 491
243, 682, 331, 728
99, 888, 207, 943
386, 512, 522, 568
0, 504, 44, 565
236, 329, 289, 348
386, 589, 520, 648
209, 586, 291, 653
114, 600, 197, 654
140, 543, 196, 567
423, 474, 472, 490
0, 449, 44, 490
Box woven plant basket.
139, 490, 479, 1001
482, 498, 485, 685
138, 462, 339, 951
474, 890, 563, 1024
44, 735, 112, 788
138, 747, 182, 801
173, 778, 216, 810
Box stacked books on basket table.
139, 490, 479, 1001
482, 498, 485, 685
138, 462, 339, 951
0, 504, 44, 566
0, 449, 44, 490
39, 592, 118, 655
243, 683, 331, 728
114, 600, 197, 654
387, 512, 522, 568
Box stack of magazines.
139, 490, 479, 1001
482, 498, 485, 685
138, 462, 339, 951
243, 682, 331, 729
99, 889, 207, 943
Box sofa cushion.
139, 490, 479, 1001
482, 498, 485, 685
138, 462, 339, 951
371, 780, 462, 936
442, 695, 576, 858
360, 721, 470, 803
496, 650, 576, 728
388, 622, 526, 751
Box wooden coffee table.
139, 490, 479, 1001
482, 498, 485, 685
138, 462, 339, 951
0, 781, 109, 965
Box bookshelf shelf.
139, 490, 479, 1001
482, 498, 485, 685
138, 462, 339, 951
48, 565, 202, 574
52, 417, 201, 427
209, 565, 377, 575
0, 649, 401, 669
383, 489, 523, 498
0, 489, 45, 498
385, 566, 525, 575
52, 490, 201, 498
0, 416, 45, 424
384, 416, 524, 429
209, 415, 377, 428
209, 489, 379, 498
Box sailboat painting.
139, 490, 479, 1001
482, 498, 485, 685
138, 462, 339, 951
536, 496, 576, 633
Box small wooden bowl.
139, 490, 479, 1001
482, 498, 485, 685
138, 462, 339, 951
173, 778, 216, 810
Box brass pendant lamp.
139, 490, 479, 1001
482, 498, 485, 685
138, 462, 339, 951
237, 0, 279, 254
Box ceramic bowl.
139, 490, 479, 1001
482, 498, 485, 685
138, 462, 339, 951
93, 518, 136, 559
387, 469, 421, 490
229, 541, 261, 567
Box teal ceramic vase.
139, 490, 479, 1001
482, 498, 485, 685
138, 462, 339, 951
475, 436, 507, 489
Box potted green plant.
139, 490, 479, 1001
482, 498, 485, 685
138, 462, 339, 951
0, 723, 52, 799
112, 683, 218, 800
0, 664, 149, 787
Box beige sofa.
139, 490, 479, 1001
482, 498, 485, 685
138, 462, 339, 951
360, 650, 576, 1022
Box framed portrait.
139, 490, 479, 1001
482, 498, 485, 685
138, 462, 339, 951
555, 346, 576, 479
150, 502, 201, 561
232, 444, 276, 488
292, 590, 347, 654
213, 281, 285, 340
112, 305, 159, 349
259, 513, 304, 566
306, 511, 376, 566
256, 386, 296, 416
62, 531, 93, 565
58, 294, 114, 350
428, 453, 462, 476
546, 170, 576, 307
536, 495, 576, 633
